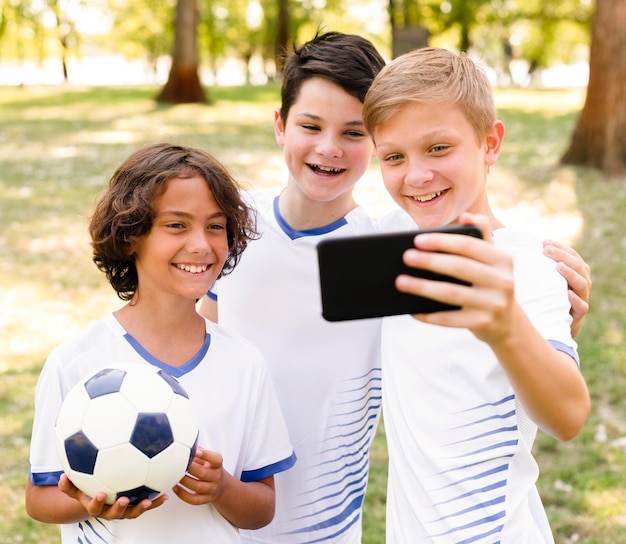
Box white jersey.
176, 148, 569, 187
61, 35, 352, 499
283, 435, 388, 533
212, 187, 382, 543
29, 313, 296, 544
379, 210, 579, 544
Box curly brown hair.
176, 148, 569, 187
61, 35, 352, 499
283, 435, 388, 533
89, 142, 258, 300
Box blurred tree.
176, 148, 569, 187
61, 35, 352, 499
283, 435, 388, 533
110, 0, 174, 78
156, 0, 208, 103
275, 0, 289, 72
48, 0, 79, 82
561, 0, 626, 176
387, 0, 591, 67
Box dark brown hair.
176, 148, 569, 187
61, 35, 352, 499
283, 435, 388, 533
279, 31, 386, 123
89, 142, 258, 300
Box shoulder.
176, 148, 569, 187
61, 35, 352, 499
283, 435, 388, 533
203, 319, 267, 365
46, 315, 120, 368
492, 226, 543, 252
376, 208, 417, 232
344, 204, 378, 234
245, 186, 282, 214
38, 314, 125, 394
492, 227, 559, 276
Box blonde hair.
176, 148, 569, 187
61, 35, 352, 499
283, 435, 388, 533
362, 48, 496, 143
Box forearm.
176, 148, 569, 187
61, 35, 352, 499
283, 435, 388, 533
212, 473, 275, 529
490, 305, 590, 441
25, 479, 88, 524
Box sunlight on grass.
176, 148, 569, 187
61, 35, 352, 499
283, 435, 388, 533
586, 489, 626, 525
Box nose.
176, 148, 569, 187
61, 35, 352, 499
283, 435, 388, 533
404, 157, 434, 186
315, 133, 343, 158
187, 226, 212, 255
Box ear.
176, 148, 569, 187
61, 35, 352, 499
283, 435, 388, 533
123, 238, 136, 258
485, 120, 505, 167
274, 108, 286, 147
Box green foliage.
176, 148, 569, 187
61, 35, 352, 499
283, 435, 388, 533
0, 0, 594, 85
2, 84, 626, 543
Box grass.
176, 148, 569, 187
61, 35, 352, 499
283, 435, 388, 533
1, 83, 625, 543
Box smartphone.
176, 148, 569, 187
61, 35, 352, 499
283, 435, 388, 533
317, 224, 483, 321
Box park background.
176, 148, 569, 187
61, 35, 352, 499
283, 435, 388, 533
2, 0, 626, 542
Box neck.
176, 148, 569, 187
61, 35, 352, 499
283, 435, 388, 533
114, 300, 206, 368
278, 187, 357, 231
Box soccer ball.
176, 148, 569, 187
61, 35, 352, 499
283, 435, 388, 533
54, 365, 199, 505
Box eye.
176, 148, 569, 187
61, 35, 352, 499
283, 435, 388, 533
301, 124, 320, 132
430, 144, 450, 154
345, 130, 366, 138
383, 152, 404, 163
207, 222, 226, 231
166, 222, 185, 230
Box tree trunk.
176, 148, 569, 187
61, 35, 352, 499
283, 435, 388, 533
274, 0, 289, 74
561, 0, 626, 176
156, 0, 209, 104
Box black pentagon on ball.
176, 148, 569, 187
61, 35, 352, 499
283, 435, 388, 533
130, 413, 174, 458
117, 485, 161, 506
157, 370, 190, 399
84, 368, 127, 399
65, 431, 99, 474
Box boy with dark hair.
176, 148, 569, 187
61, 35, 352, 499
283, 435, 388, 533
202, 32, 386, 543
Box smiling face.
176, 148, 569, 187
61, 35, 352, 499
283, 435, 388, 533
274, 77, 374, 208
373, 102, 504, 229
129, 175, 229, 304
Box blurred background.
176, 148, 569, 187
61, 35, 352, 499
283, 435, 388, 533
0, 0, 592, 88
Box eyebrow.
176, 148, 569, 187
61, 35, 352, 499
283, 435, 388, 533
295, 112, 365, 127
158, 210, 227, 220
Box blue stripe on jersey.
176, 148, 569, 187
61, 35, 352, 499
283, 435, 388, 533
123, 332, 210, 378
288, 494, 364, 533
273, 196, 348, 239
549, 339, 580, 366
421, 394, 519, 542
30, 469, 63, 486
278, 367, 381, 542
78, 517, 114, 543
241, 450, 297, 482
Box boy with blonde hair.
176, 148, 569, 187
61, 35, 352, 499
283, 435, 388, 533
362, 48, 590, 543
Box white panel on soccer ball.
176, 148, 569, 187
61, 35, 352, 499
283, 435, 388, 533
168, 394, 200, 447
82, 394, 137, 449
121, 371, 175, 413
54, 386, 90, 437
67, 470, 118, 505
94, 443, 151, 491
145, 441, 193, 491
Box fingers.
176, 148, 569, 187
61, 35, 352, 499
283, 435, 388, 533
174, 447, 224, 505
543, 240, 591, 339
58, 473, 165, 519
404, 231, 510, 288
568, 289, 589, 339
397, 223, 516, 342
544, 240, 592, 303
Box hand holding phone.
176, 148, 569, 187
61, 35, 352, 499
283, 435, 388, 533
317, 224, 483, 321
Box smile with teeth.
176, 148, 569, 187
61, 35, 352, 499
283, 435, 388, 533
411, 190, 444, 202
309, 164, 345, 175
175, 263, 208, 274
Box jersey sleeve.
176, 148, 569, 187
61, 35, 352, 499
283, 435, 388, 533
240, 363, 296, 482
29, 351, 65, 485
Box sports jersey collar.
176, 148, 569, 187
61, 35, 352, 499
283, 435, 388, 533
273, 196, 348, 240
123, 332, 210, 378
